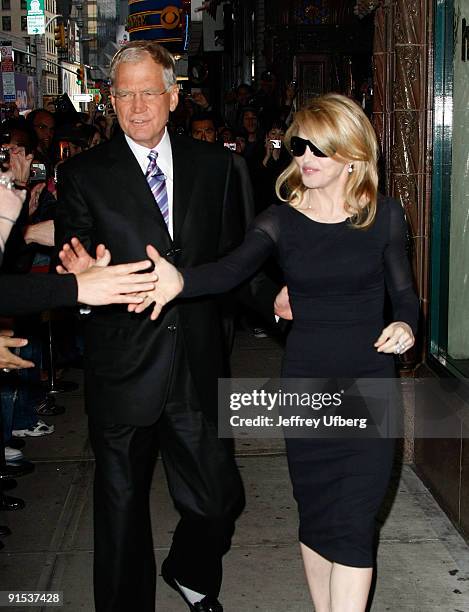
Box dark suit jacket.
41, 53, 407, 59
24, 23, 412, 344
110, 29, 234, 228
55, 132, 245, 425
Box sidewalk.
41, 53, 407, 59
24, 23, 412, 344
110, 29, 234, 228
1, 332, 469, 611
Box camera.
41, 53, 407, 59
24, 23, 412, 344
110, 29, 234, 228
0, 147, 10, 165
224, 142, 237, 151
30, 162, 47, 182
270, 139, 282, 149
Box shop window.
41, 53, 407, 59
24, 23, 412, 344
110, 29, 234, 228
430, 0, 469, 378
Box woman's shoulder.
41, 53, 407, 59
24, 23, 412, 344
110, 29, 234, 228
376, 194, 406, 222
252, 203, 284, 239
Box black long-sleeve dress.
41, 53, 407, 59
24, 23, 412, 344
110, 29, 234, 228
181, 195, 419, 567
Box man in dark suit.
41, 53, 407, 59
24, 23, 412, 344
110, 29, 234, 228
55, 41, 246, 612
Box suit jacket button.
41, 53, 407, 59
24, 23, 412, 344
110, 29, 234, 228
167, 324, 177, 332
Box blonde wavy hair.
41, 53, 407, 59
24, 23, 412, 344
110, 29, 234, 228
275, 93, 379, 229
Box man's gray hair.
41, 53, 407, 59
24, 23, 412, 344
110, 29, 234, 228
109, 41, 177, 90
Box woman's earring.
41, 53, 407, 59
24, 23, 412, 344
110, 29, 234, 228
348, 163, 354, 174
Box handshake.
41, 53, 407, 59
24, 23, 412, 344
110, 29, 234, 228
57, 238, 184, 319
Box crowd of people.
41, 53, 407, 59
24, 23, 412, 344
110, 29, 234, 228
0, 39, 417, 612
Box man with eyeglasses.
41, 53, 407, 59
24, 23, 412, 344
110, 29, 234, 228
55, 41, 247, 612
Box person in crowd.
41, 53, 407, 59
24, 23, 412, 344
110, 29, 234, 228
0, 125, 56, 444
54, 40, 253, 612
123, 93, 419, 612
189, 112, 218, 143
256, 119, 290, 214
26, 109, 55, 173
223, 83, 253, 130
240, 107, 263, 155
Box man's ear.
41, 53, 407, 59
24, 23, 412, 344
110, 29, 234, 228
169, 85, 179, 113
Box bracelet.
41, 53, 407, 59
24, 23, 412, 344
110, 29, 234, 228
0, 214, 16, 224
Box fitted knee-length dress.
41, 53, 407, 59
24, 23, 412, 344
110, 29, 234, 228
182, 195, 419, 567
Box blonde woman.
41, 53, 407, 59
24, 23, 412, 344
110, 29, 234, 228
66, 94, 419, 611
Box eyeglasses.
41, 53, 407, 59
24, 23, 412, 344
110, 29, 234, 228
289, 136, 329, 158
113, 88, 171, 102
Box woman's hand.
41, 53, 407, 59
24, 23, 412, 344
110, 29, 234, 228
76, 260, 158, 306
127, 245, 184, 320
0, 330, 34, 370
374, 321, 415, 354
274, 286, 293, 320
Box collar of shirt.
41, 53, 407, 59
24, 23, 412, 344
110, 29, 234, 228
125, 128, 173, 182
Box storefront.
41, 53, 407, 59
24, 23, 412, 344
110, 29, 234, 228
430, 0, 469, 379
414, 0, 469, 538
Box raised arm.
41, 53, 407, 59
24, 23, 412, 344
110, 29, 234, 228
131, 206, 280, 320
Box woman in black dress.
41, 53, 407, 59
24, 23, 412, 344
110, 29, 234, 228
130, 94, 419, 610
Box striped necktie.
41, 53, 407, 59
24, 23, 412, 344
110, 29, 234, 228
145, 150, 169, 227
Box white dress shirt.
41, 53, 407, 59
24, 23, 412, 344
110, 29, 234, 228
125, 128, 174, 239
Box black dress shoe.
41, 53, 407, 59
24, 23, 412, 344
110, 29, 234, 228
0, 461, 34, 479
193, 597, 223, 612
160, 562, 223, 612
0, 525, 11, 537
0, 495, 25, 511
0, 479, 17, 491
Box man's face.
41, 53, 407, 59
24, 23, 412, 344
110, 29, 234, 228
111, 53, 179, 148
191, 119, 216, 143
32, 112, 55, 150
237, 86, 250, 106
242, 111, 257, 134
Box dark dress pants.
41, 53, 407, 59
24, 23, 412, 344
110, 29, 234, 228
89, 339, 245, 612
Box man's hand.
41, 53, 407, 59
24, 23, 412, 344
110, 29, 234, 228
76, 259, 158, 306
57, 237, 109, 275
274, 286, 293, 320
24, 220, 54, 246
28, 182, 46, 216
374, 321, 415, 354
0, 330, 34, 370
127, 245, 184, 320
8, 146, 33, 186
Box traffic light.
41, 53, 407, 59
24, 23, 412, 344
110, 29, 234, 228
54, 24, 66, 49
76, 65, 84, 85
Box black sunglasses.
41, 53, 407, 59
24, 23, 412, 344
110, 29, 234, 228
290, 136, 329, 158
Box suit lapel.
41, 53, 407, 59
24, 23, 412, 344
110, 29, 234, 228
106, 133, 172, 246
170, 135, 196, 243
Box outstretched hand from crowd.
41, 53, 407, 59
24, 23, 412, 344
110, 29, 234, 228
0, 330, 34, 370
76, 260, 158, 306
57, 237, 110, 274
127, 245, 184, 320
57, 236, 158, 306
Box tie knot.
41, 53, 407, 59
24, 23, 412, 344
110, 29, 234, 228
146, 150, 159, 176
